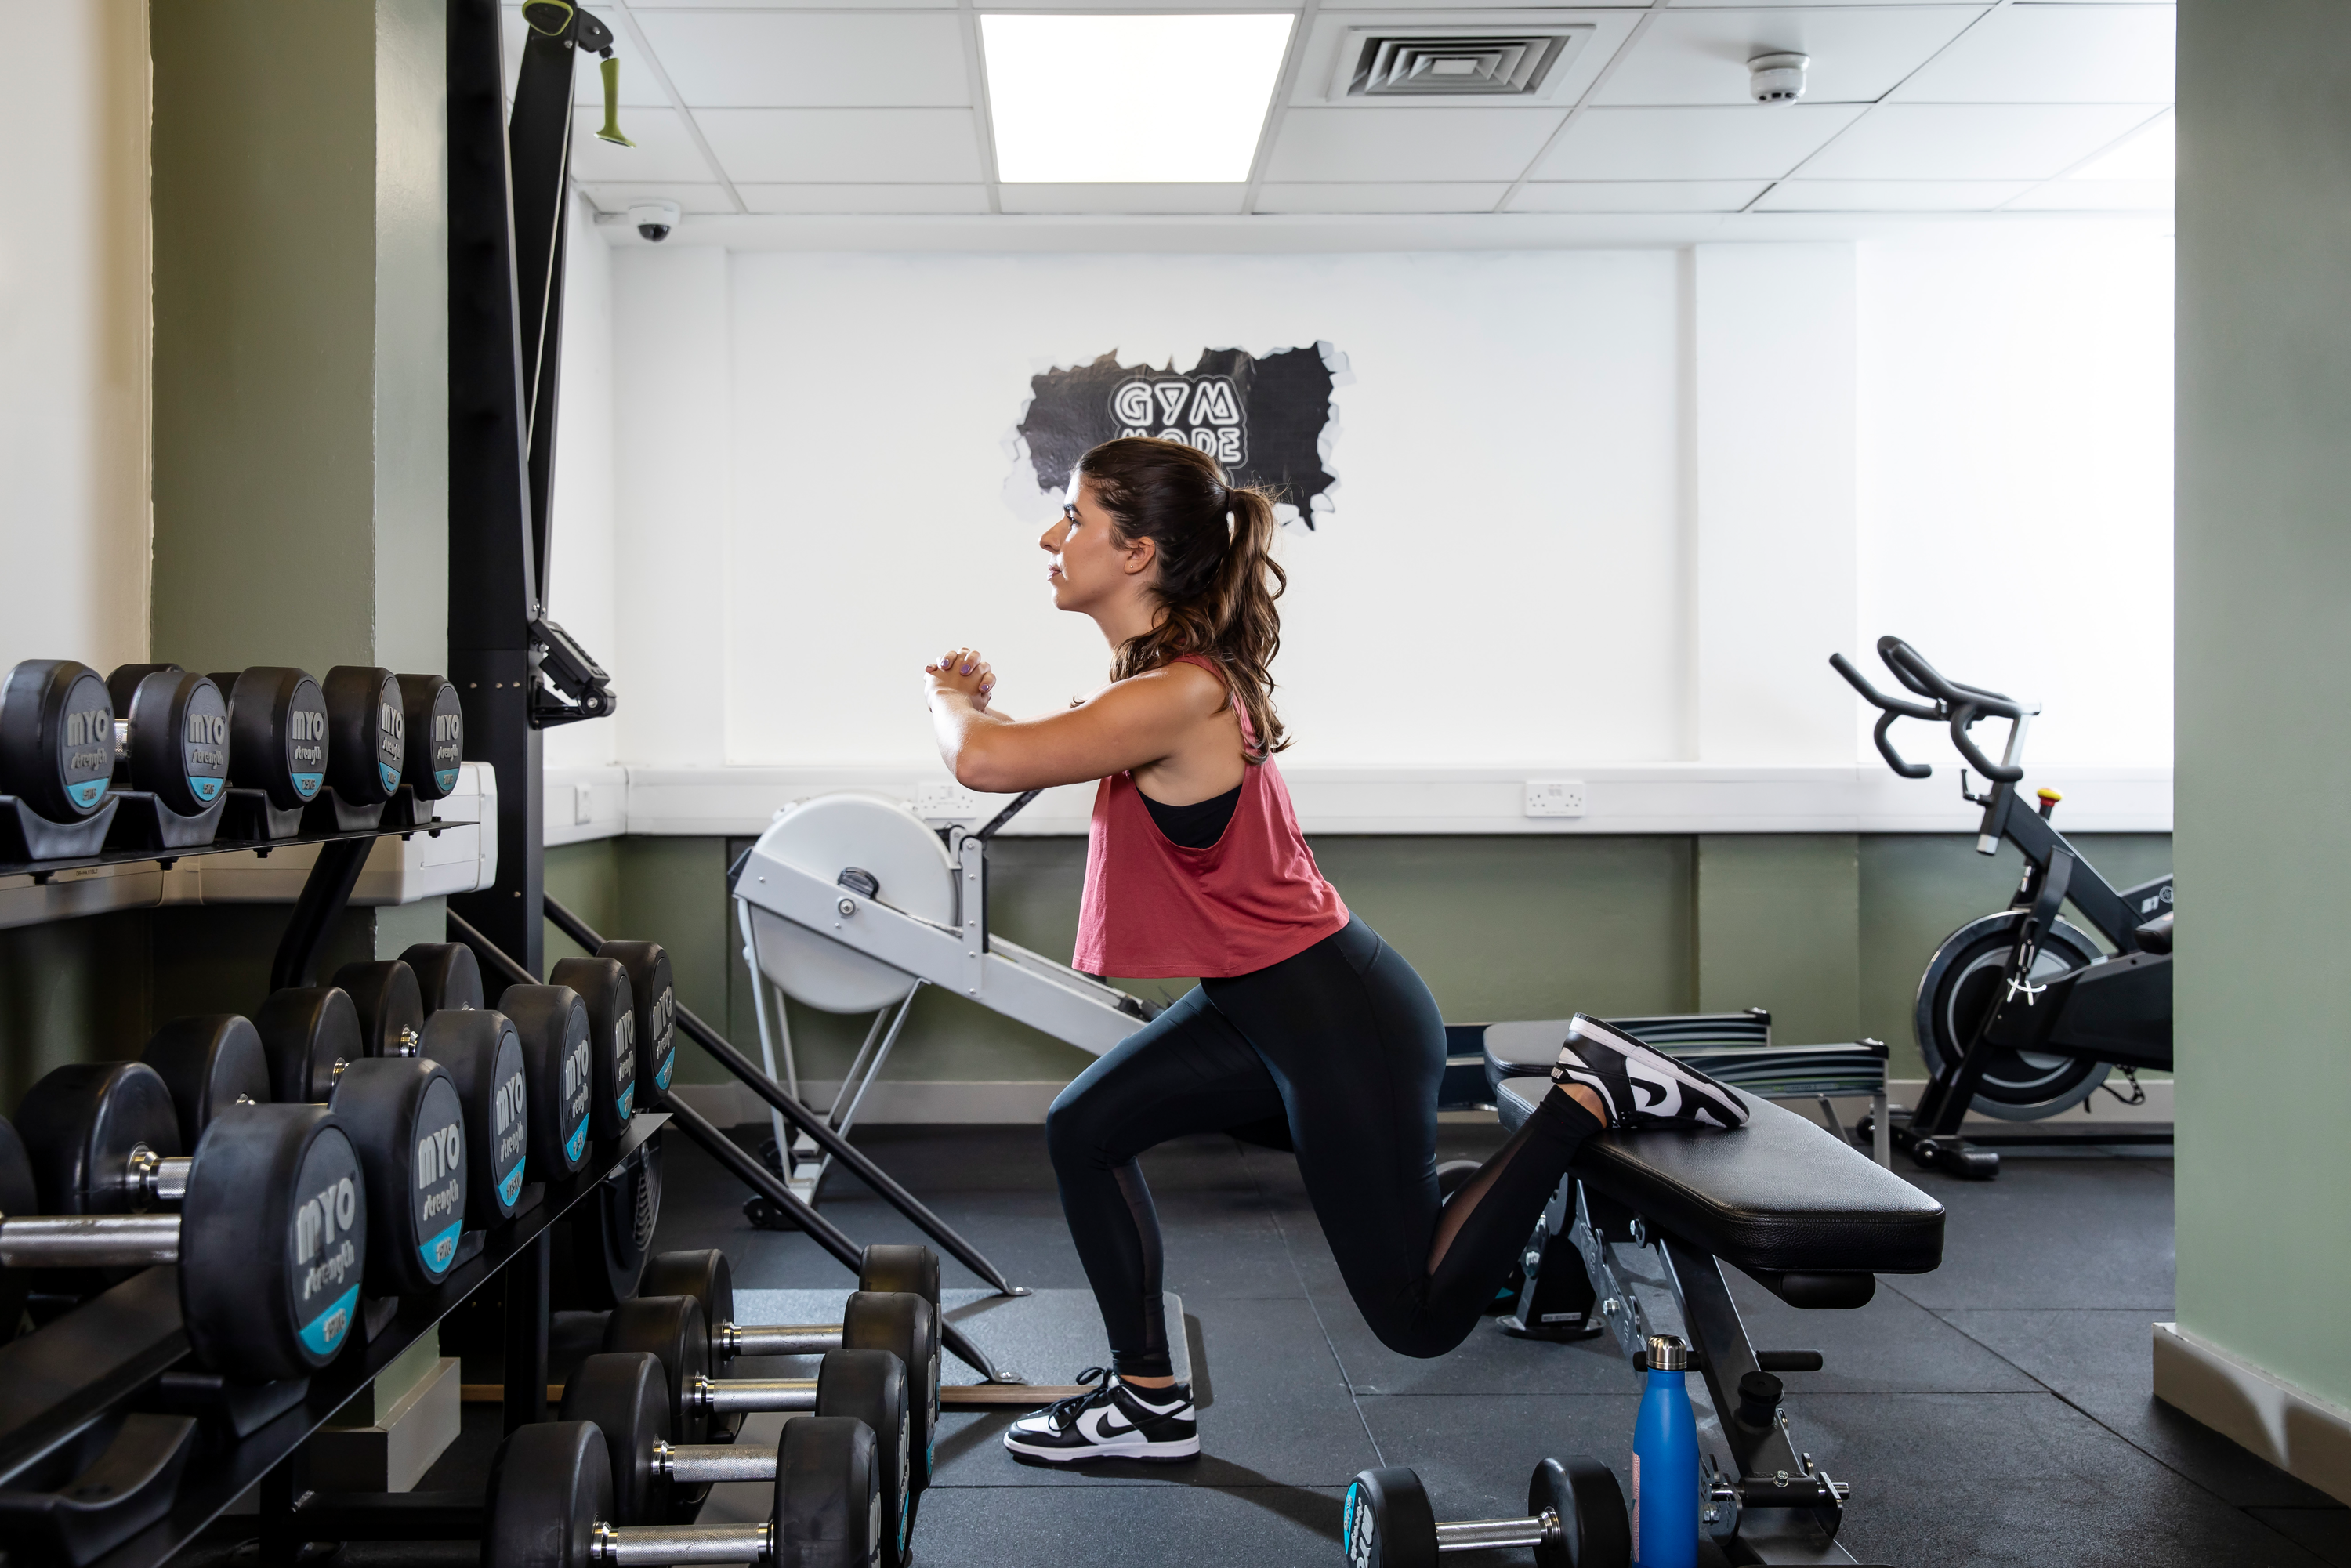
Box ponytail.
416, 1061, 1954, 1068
1081, 437, 1290, 759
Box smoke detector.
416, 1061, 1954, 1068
1748, 52, 1809, 103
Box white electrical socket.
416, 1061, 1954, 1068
915, 782, 987, 821
1524, 780, 1587, 818
574, 784, 595, 825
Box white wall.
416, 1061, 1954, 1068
0, 1, 149, 674
573, 225, 2174, 788
544, 188, 620, 769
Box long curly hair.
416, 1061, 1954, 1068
1078, 436, 1289, 759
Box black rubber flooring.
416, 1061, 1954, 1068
639, 1123, 2351, 1568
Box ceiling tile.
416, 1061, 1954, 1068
633, 12, 971, 108
579, 183, 737, 215
694, 108, 987, 183
1509, 178, 1767, 210
1755, 178, 2033, 209
738, 184, 993, 214
503, 8, 669, 107
1795, 102, 2161, 179
1253, 182, 1512, 212
569, 107, 716, 183
1535, 103, 1862, 179
1265, 107, 1569, 180
1596, 7, 1983, 106
2006, 177, 2173, 211
1290, 10, 1641, 109
1892, 3, 2174, 102
998, 184, 1248, 213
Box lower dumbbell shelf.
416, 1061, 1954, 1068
0, 1113, 667, 1568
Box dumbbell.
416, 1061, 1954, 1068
549, 957, 640, 1135
320, 665, 408, 813
255, 981, 529, 1233
335, 959, 426, 1059
629, 1247, 941, 1482
601, 1287, 935, 1512
0, 658, 118, 821
402, 941, 485, 1012
138, 1014, 270, 1150
1342, 1458, 1630, 1568
1, 1064, 367, 1382
563, 1347, 915, 1564
103, 664, 230, 817
595, 940, 678, 1100
501, 983, 602, 1174
487, 1417, 882, 1568
208, 667, 330, 812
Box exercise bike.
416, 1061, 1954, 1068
1832, 637, 2173, 1179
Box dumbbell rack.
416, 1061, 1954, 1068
0, 1117, 665, 1568
0, 814, 651, 1568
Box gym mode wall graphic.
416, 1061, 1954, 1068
1005, 344, 1350, 527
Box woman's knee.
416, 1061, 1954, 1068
1045, 1081, 1114, 1172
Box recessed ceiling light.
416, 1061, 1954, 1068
982, 14, 1295, 183
2070, 114, 2172, 181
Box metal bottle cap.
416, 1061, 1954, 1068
1646, 1334, 1690, 1371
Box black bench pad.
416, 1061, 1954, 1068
1497, 1077, 1943, 1276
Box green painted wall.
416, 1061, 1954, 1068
542, 828, 2172, 1099
0, 2, 448, 1109
2174, 0, 2351, 1407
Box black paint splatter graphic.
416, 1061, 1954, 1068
1016, 345, 1343, 526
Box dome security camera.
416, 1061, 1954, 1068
1748, 53, 1809, 103
626, 199, 681, 242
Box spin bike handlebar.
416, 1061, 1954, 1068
1830, 636, 2036, 784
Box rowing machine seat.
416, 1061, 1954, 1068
1495, 1077, 1943, 1279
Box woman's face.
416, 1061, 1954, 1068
1039, 475, 1146, 614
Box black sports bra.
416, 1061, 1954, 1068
1139, 781, 1242, 849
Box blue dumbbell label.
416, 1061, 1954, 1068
289, 1126, 367, 1364
411, 1077, 466, 1280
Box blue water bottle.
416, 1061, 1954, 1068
1632, 1333, 1699, 1568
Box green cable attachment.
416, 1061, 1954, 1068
521, 0, 574, 37
597, 54, 634, 147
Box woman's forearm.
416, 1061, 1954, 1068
930, 693, 1020, 791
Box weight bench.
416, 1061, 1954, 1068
1483, 1070, 1943, 1564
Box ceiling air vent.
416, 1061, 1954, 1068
1340, 29, 1588, 99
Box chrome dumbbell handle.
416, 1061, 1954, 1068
591, 1521, 770, 1565
124, 1146, 193, 1207
721, 1322, 842, 1358
1433, 1508, 1559, 1553
686, 1375, 818, 1415
652, 1439, 783, 1483
0, 1213, 181, 1267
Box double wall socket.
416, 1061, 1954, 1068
916, 782, 987, 821
1523, 780, 1587, 817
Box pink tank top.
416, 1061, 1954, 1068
1074, 657, 1349, 980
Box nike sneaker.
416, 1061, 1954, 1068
1002, 1366, 1200, 1464
1550, 1013, 1749, 1131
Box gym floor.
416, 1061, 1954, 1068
189, 1121, 2345, 1567
647, 1121, 2349, 1568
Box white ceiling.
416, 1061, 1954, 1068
510, 0, 2173, 237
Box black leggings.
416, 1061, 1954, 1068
1046, 916, 1601, 1375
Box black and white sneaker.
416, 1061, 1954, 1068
1551, 1013, 1749, 1131
1002, 1367, 1199, 1465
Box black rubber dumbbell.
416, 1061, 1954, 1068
561, 1347, 915, 1565
484, 1416, 879, 1568
501, 985, 600, 1176
104, 664, 230, 818
209, 668, 330, 828
328, 1056, 470, 1295
139, 1014, 270, 1151
397, 675, 465, 802
548, 957, 640, 1136
596, 940, 678, 1102
334, 958, 428, 1059
320, 665, 408, 815
3, 1063, 367, 1381
402, 942, 485, 1013
632, 1247, 941, 1487
0, 659, 117, 822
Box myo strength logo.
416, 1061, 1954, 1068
1011, 344, 1349, 527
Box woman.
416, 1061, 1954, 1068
923, 437, 1745, 1466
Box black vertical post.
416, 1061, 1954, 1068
502, 1231, 553, 1432
258, 1453, 299, 1566
446, 0, 546, 980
